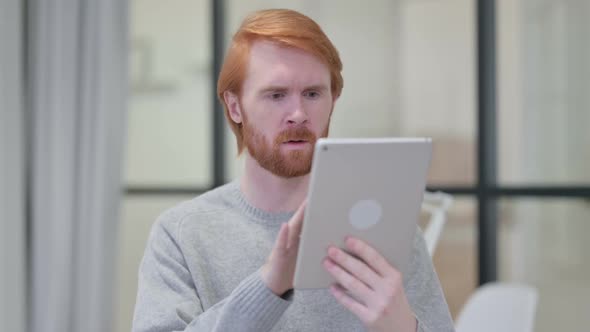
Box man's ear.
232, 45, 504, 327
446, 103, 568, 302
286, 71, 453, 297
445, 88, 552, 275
330, 95, 340, 115
332, 94, 340, 105
223, 91, 243, 124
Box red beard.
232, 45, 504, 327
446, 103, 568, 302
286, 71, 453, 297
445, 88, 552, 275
242, 115, 329, 178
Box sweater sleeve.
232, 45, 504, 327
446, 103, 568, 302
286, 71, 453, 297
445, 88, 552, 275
131, 217, 291, 332
404, 227, 456, 332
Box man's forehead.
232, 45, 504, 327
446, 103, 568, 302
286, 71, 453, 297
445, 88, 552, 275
245, 40, 331, 88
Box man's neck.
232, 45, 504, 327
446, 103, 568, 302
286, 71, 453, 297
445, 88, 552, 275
240, 154, 309, 213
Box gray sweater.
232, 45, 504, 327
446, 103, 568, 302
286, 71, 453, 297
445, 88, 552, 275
132, 181, 455, 332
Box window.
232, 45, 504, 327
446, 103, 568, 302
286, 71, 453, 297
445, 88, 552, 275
117, 1, 590, 331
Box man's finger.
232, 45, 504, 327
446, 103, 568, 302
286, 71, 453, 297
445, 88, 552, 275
329, 284, 371, 323
287, 200, 307, 249
344, 236, 396, 278
276, 222, 289, 252
326, 246, 381, 289
323, 257, 373, 304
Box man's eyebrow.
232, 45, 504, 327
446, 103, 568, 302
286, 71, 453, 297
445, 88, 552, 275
257, 84, 329, 96
303, 85, 329, 92
258, 86, 289, 95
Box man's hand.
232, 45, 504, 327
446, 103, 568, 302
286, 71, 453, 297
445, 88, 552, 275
323, 236, 417, 332
260, 201, 306, 296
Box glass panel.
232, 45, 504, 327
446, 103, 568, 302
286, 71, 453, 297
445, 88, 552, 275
114, 194, 197, 332
499, 198, 590, 331
498, 0, 590, 185
125, 0, 212, 188
397, 0, 476, 186
224, 0, 476, 186
419, 197, 478, 318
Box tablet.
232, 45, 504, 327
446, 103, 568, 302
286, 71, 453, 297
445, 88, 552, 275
293, 137, 432, 289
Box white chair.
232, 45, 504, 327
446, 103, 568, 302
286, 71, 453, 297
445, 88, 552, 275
455, 282, 539, 332
421, 191, 453, 256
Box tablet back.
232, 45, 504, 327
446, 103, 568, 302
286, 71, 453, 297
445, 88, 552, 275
294, 137, 432, 289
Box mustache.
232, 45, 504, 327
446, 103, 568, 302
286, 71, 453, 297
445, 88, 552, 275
275, 126, 316, 143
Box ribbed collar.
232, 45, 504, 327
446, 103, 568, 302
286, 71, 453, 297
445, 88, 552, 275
226, 179, 295, 224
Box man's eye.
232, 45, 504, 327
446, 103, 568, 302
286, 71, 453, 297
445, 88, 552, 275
304, 91, 320, 99
270, 93, 285, 100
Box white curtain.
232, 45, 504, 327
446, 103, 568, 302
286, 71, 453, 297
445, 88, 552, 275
0, 1, 26, 331
27, 1, 128, 331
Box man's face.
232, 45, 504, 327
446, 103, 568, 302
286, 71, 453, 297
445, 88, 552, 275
232, 40, 335, 178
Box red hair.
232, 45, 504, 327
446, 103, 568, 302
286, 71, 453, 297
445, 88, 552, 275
217, 9, 343, 154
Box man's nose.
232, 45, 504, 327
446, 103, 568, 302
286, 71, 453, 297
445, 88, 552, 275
286, 97, 308, 125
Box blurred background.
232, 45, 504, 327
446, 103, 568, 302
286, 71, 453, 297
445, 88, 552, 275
1, 0, 589, 331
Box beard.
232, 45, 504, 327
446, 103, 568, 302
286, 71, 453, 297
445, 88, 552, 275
242, 113, 329, 178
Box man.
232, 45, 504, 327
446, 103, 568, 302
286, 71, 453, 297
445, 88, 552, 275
132, 9, 454, 332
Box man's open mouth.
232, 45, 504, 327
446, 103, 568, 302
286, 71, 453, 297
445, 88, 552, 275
283, 140, 310, 148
